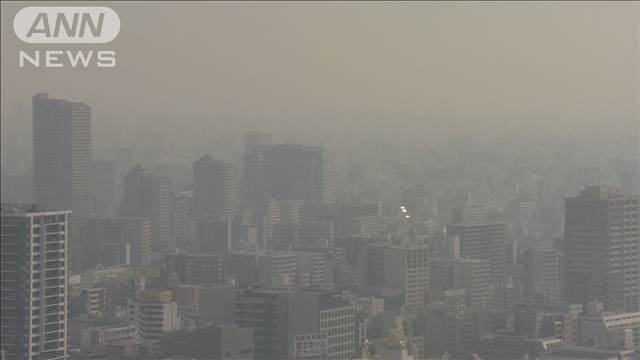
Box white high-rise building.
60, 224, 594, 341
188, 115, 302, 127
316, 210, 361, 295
1, 204, 70, 360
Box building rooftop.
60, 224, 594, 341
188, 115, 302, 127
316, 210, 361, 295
1, 203, 70, 215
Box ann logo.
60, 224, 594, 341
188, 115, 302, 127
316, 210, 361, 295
27, 12, 104, 38
14, 7, 120, 44
14, 7, 119, 68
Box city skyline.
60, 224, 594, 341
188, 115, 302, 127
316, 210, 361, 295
1, 2, 639, 360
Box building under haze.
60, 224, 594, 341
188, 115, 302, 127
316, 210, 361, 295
166, 253, 227, 287
429, 257, 493, 311
78, 217, 152, 269
368, 244, 430, 308
171, 192, 196, 248
243, 144, 336, 210
447, 222, 509, 286
235, 289, 355, 360
520, 247, 562, 303
32, 93, 93, 218
197, 218, 233, 254
564, 186, 640, 312
193, 154, 239, 220
244, 130, 273, 154
132, 291, 180, 345
1, 204, 70, 360
123, 165, 171, 252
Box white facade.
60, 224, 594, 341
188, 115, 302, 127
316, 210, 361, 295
132, 291, 179, 344
1, 206, 70, 360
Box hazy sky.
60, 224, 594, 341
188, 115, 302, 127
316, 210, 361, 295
1, 1, 638, 142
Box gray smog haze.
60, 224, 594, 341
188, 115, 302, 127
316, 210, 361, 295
1, 1, 638, 148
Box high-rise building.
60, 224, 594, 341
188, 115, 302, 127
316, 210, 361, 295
520, 247, 562, 303
419, 304, 491, 359
296, 250, 330, 289
166, 253, 227, 287
254, 198, 303, 249
429, 257, 493, 311
564, 186, 640, 312
536, 172, 563, 236
235, 289, 355, 360
506, 198, 538, 237
230, 249, 298, 287
419, 303, 459, 359
243, 144, 336, 209
455, 204, 488, 224
93, 160, 116, 217
32, 93, 93, 219
1, 204, 70, 360
235, 290, 286, 360
447, 222, 509, 285
123, 165, 171, 251
257, 250, 299, 287
193, 155, 238, 220
514, 301, 583, 346
242, 145, 269, 209
331, 202, 385, 238
243, 130, 273, 154
297, 220, 335, 248
288, 291, 355, 360
621, 171, 640, 196
367, 244, 430, 307
197, 218, 233, 254
172, 192, 196, 248
78, 217, 152, 269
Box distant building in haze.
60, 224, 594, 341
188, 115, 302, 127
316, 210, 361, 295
32, 93, 93, 218
123, 165, 171, 251
447, 222, 509, 286
193, 155, 238, 220
243, 144, 336, 210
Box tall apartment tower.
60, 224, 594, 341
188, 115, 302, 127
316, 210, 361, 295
193, 155, 238, 220
565, 186, 640, 312
1, 204, 70, 360
33, 93, 93, 218
243, 144, 336, 209
123, 165, 171, 251
447, 222, 509, 285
